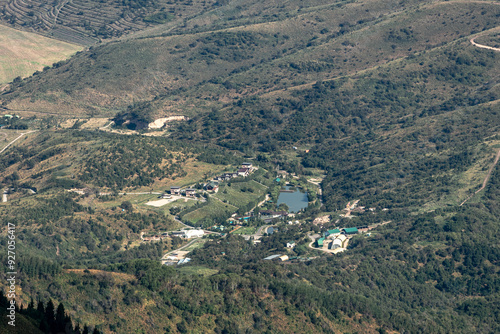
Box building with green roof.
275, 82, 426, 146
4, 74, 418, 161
317, 237, 325, 247
343, 227, 359, 234
326, 229, 340, 236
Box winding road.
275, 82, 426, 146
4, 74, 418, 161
470, 36, 500, 52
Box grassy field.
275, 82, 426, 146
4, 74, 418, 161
182, 238, 207, 251
0, 24, 82, 84
183, 199, 237, 224
215, 180, 268, 208
232, 226, 257, 235
177, 265, 219, 277
0, 128, 25, 150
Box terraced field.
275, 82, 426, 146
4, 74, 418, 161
0, 23, 81, 83
0, 0, 218, 44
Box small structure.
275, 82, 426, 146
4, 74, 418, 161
183, 229, 204, 238
317, 237, 325, 247
259, 210, 288, 219
170, 186, 181, 195
330, 234, 347, 249
279, 255, 289, 262
242, 162, 253, 169
159, 193, 171, 199
330, 239, 343, 250
326, 229, 340, 237
237, 168, 250, 177
263, 254, 282, 261
286, 241, 296, 248
185, 188, 196, 197
343, 227, 359, 235
205, 182, 219, 193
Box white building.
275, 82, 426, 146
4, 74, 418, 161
182, 229, 204, 238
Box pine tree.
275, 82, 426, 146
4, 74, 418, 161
45, 299, 56, 329
55, 303, 66, 333
39, 318, 50, 334
37, 300, 45, 317
28, 298, 35, 311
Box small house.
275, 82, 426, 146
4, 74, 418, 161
170, 186, 181, 195
286, 242, 296, 248
317, 237, 325, 247
237, 168, 250, 177
205, 182, 219, 193
185, 188, 196, 197
242, 162, 253, 169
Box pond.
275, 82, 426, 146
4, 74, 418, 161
277, 186, 308, 213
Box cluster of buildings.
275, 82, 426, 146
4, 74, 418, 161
166, 163, 255, 198
213, 163, 254, 182
143, 229, 204, 242
258, 210, 288, 222
169, 186, 199, 197
316, 227, 359, 250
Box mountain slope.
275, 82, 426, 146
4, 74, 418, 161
2, 0, 498, 115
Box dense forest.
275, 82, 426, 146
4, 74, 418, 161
0, 291, 102, 334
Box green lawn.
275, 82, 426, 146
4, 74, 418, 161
182, 199, 237, 223
177, 265, 219, 277
232, 226, 257, 235
183, 238, 207, 251
215, 180, 267, 208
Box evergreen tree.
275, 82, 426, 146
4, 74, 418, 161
55, 303, 66, 333
37, 300, 45, 316
45, 299, 55, 329
39, 318, 50, 333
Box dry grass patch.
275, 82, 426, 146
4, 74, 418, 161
0, 25, 81, 84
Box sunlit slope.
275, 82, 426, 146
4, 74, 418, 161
1, 0, 498, 116
0, 24, 82, 85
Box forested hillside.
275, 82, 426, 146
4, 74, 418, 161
0, 0, 499, 333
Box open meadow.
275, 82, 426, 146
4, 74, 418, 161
0, 24, 81, 84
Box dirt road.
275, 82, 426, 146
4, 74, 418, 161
0, 130, 37, 154
460, 148, 500, 206
470, 36, 500, 52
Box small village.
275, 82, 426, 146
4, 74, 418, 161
136, 163, 390, 266
64, 159, 388, 267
